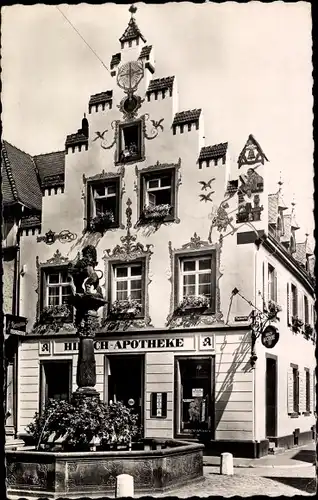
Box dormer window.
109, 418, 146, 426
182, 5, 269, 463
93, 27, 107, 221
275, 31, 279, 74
118, 120, 142, 163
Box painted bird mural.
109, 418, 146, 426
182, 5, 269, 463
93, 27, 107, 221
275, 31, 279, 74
198, 178, 216, 191
93, 130, 108, 141
199, 191, 215, 203
151, 118, 164, 131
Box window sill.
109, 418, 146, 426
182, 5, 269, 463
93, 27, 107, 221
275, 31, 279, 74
137, 214, 176, 226
302, 411, 311, 416
288, 412, 300, 418
115, 155, 145, 166
87, 222, 119, 232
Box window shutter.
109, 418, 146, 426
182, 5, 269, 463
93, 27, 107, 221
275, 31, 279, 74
311, 372, 315, 413
210, 251, 216, 313
40, 270, 48, 311
299, 371, 306, 413
274, 269, 278, 303
287, 283, 291, 326
287, 367, 294, 414
299, 294, 303, 323
262, 262, 265, 309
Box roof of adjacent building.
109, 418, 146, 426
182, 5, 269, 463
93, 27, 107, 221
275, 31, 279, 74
33, 151, 65, 187
89, 91, 113, 107
110, 53, 121, 69
119, 17, 146, 43
173, 109, 201, 125
2, 141, 42, 211
199, 143, 228, 161
139, 45, 152, 59
147, 76, 174, 93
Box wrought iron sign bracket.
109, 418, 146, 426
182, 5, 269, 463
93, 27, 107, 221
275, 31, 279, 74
37, 229, 77, 245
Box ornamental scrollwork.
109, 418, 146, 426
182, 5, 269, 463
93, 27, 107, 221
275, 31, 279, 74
143, 113, 164, 140
93, 120, 119, 150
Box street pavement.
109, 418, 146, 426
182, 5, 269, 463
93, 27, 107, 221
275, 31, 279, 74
137, 442, 317, 497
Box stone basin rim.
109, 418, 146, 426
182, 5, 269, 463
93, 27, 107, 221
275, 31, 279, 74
6, 440, 204, 458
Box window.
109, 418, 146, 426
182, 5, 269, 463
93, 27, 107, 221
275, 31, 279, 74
268, 264, 277, 302
40, 361, 72, 413
292, 366, 299, 413
87, 179, 120, 229
291, 284, 298, 317
112, 262, 144, 312
178, 255, 216, 312
140, 169, 175, 220
304, 296, 309, 324
41, 268, 73, 321
119, 121, 142, 162
305, 369, 310, 413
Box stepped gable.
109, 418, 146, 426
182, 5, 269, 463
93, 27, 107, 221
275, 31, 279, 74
173, 109, 201, 125
89, 91, 113, 112
147, 76, 174, 93
139, 45, 152, 60
2, 140, 42, 211
65, 132, 88, 147
110, 53, 121, 69
199, 143, 228, 162
33, 151, 65, 189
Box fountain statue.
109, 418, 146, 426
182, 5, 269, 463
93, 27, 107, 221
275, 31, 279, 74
68, 245, 106, 400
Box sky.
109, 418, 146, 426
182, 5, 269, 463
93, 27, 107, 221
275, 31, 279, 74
2, 2, 314, 244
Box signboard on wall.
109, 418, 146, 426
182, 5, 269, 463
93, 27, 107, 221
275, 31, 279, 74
5, 314, 27, 336
53, 336, 196, 354
150, 392, 167, 418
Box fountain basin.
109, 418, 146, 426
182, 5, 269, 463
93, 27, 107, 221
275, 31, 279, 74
6, 438, 204, 499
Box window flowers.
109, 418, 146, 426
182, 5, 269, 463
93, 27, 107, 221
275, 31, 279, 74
177, 294, 210, 313
304, 323, 313, 339
291, 316, 304, 333
109, 299, 142, 318
264, 300, 282, 321
89, 210, 115, 234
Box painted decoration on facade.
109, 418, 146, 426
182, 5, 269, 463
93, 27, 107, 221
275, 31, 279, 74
237, 134, 268, 168
103, 198, 153, 331
117, 94, 144, 120
143, 114, 165, 141
116, 60, 144, 94
37, 229, 77, 245
94, 120, 119, 151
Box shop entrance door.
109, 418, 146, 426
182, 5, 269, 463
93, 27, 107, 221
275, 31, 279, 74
266, 356, 277, 438
107, 355, 144, 429
175, 357, 214, 439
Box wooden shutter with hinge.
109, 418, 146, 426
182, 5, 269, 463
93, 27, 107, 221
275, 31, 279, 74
287, 367, 294, 414
287, 283, 291, 326
274, 268, 278, 303
299, 370, 306, 413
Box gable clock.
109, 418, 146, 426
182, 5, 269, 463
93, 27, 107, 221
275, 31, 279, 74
117, 60, 145, 119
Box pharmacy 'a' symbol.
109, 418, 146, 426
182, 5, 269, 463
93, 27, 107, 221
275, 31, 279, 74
202, 336, 212, 347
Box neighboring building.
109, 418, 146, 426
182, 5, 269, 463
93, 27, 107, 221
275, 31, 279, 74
2, 7, 315, 457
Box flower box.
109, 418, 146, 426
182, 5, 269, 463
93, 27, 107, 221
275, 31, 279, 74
291, 316, 304, 333
108, 299, 142, 318
89, 211, 114, 233
265, 300, 282, 321
39, 305, 72, 324
177, 295, 209, 315
304, 323, 313, 339
138, 204, 172, 225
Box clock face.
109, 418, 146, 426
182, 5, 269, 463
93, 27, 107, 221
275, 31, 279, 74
117, 60, 144, 92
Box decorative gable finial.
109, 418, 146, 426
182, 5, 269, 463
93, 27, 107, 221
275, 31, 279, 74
278, 171, 283, 192
129, 4, 137, 17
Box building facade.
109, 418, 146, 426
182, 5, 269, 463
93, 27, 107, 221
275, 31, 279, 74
2, 7, 316, 457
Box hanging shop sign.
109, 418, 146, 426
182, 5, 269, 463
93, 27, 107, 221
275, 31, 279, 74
5, 314, 27, 336
52, 336, 196, 354
261, 325, 279, 349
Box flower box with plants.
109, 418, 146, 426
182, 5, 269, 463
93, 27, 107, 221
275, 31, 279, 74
177, 294, 210, 314
39, 304, 72, 324
89, 210, 115, 233
108, 299, 142, 319
291, 316, 304, 333
304, 323, 313, 339
139, 204, 172, 224
264, 300, 282, 321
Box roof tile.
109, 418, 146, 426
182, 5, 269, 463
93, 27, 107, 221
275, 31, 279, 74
110, 53, 121, 69
139, 45, 152, 59
173, 109, 201, 125
147, 76, 174, 93
119, 18, 146, 43
33, 151, 65, 188
89, 91, 113, 107
199, 142, 228, 161
2, 141, 42, 211
65, 132, 88, 147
